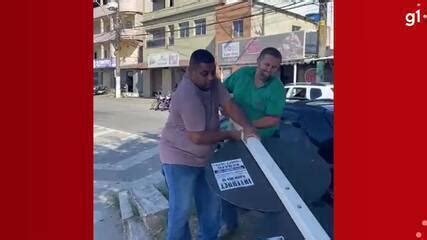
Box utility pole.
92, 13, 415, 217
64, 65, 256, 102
316, 0, 328, 82
261, 5, 265, 36
113, 0, 121, 98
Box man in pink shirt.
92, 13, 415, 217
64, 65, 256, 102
160, 49, 256, 240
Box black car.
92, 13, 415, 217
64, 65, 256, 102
209, 100, 334, 237
279, 99, 334, 203
280, 99, 333, 164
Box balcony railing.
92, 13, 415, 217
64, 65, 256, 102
94, 0, 143, 19
142, 0, 220, 23
94, 31, 116, 43
121, 28, 144, 41
93, 6, 115, 19
94, 28, 144, 43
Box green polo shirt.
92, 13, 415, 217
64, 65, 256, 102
224, 66, 285, 138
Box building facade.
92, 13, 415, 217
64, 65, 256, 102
93, 0, 334, 97
137, 0, 223, 97
93, 0, 145, 96
215, 0, 319, 83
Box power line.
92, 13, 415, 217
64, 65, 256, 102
132, 0, 305, 30
94, 0, 316, 33
119, 15, 315, 41
94, 0, 318, 48
122, 2, 316, 36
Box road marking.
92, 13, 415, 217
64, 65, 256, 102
94, 172, 164, 192
94, 135, 158, 154
94, 128, 116, 138
95, 134, 139, 151
94, 125, 163, 191
95, 145, 159, 170
94, 125, 150, 137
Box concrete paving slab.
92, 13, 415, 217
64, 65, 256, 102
119, 191, 134, 220
95, 146, 159, 171
130, 185, 168, 238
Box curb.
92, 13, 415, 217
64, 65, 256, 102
130, 184, 168, 239
116, 171, 169, 240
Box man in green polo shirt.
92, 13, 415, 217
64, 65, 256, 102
219, 47, 285, 236
224, 47, 285, 138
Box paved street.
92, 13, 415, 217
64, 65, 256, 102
94, 96, 168, 240
94, 95, 169, 135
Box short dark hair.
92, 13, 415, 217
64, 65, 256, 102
258, 47, 282, 62
189, 49, 215, 68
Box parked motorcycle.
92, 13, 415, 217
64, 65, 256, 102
158, 92, 171, 111
149, 91, 172, 111
149, 91, 163, 110
94, 85, 108, 95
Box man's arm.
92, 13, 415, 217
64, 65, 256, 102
252, 116, 280, 128
179, 90, 241, 145
180, 99, 242, 145
222, 99, 251, 129
222, 99, 258, 139
186, 130, 241, 145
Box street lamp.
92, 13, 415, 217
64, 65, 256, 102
107, 1, 121, 98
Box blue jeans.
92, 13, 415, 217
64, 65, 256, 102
162, 164, 221, 240
221, 200, 239, 229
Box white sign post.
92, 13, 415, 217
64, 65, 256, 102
243, 137, 330, 240
231, 117, 330, 240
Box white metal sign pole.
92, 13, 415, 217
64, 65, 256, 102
243, 137, 330, 240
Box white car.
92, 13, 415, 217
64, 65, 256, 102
284, 83, 334, 102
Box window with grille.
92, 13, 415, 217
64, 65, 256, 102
195, 19, 206, 36
169, 25, 175, 45
179, 22, 190, 38
147, 27, 166, 48
232, 20, 243, 38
